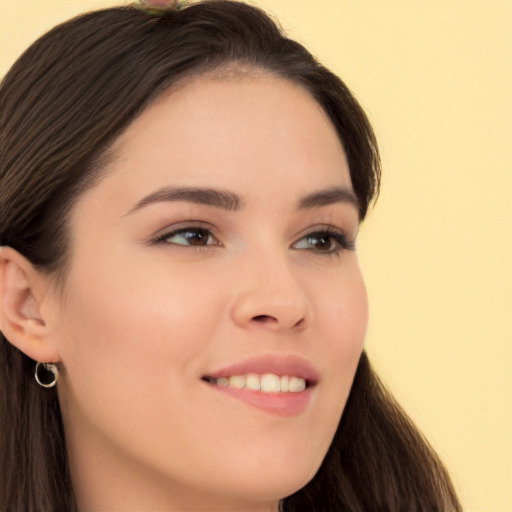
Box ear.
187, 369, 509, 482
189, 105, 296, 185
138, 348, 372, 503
0, 246, 61, 362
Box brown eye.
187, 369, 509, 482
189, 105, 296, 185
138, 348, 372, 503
308, 234, 335, 251
293, 229, 354, 254
155, 228, 217, 247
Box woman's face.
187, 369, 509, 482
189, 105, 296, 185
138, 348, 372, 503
51, 73, 368, 511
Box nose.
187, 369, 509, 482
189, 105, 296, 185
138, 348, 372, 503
229, 251, 312, 332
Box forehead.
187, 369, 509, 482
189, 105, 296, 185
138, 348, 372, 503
78, 73, 352, 215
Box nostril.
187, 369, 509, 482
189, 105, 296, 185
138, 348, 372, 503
252, 315, 277, 323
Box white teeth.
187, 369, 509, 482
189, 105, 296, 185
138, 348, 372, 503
228, 375, 245, 389
288, 376, 306, 392
245, 374, 260, 391
260, 374, 280, 392
211, 373, 307, 393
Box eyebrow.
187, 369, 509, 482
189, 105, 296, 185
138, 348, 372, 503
297, 187, 360, 212
125, 186, 243, 215
125, 185, 359, 216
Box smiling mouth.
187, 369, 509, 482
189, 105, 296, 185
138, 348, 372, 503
201, 374, 314, 393
201, 373, 315, 417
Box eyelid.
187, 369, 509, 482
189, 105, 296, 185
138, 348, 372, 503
291, 225, 356, 254
149, 222, 221, 248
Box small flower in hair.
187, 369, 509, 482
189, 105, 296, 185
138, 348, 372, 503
138, 0, 181, 14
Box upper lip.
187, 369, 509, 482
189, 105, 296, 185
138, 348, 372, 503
203, 354, 320, 386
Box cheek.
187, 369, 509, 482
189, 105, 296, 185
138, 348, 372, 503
56, 258, 223, 414
322, 267, 368, 392
333, 270, 368, 393
318, 264, 369, 360
299, 263, 368, 463
55, 258, 234, 479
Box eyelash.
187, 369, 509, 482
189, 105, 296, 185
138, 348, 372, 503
293, 227, 356, 255
151, 226, 355, 256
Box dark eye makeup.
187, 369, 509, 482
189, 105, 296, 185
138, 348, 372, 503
150, 224, 355, 256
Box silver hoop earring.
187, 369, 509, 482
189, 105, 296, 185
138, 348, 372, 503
35, 362, 59, 388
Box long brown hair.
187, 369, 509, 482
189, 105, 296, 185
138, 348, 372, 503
0, 2, 461, 511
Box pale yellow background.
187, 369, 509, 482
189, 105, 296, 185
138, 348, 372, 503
1, 1, 511, 510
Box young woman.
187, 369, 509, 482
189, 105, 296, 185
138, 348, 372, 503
0, 1, 462, 510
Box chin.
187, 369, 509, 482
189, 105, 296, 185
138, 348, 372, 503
217, 454, 322, 504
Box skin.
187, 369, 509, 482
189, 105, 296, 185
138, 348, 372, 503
0, 74, 368, 511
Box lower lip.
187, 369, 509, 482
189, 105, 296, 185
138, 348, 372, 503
204, 382, 314, 417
